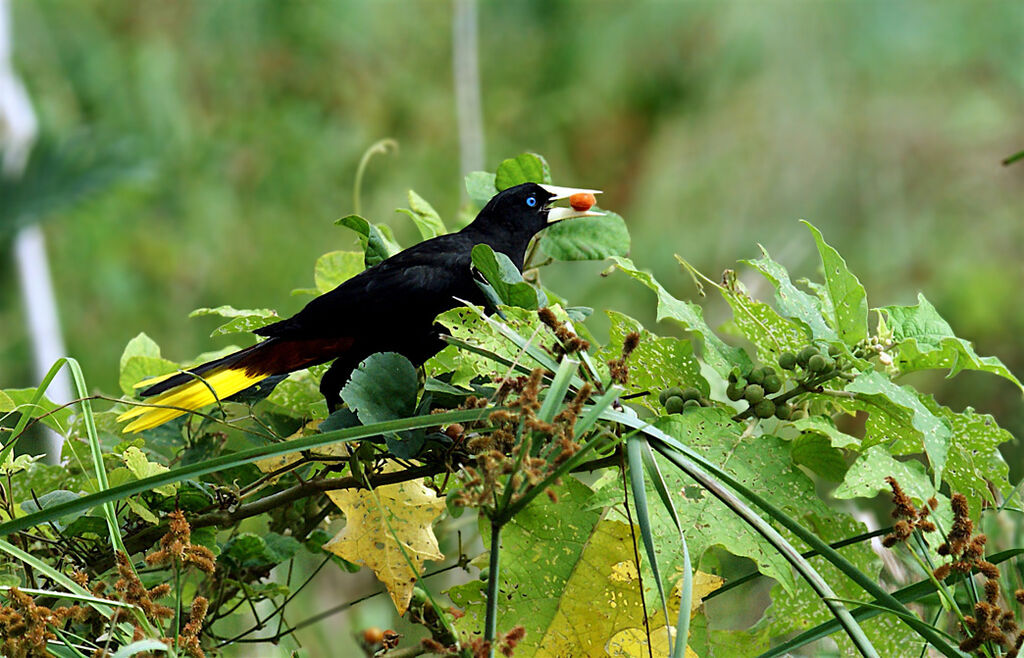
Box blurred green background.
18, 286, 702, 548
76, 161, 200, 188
5, 1, 1022, 452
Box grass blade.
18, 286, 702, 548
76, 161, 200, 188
537, 358, 578, 423
626, 435, 673, 654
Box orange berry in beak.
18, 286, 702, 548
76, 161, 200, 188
569, 192, 596, 212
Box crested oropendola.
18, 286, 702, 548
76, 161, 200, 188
118, 183, 602, 432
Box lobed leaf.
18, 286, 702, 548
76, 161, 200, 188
878, 293, 1023, 392
843, 371, 951, 485
802, 221, 868, 344
743, 246, 837, 342
609, 257, 750, 378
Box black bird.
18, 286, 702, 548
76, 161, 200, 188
118, 183, 602, 432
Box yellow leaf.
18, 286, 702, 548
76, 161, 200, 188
254, 422, 353, 481
323, 463, 445, 613
603, 567, 724, 658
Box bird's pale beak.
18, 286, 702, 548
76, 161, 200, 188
539, 184, 605, 223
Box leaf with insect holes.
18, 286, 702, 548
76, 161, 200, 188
324, 463, 445, 613
596, 311, 707, 411
609, 257, 751, 378
842, 370, 951, 485
743, 246, 837, 342
189, 305, 280, 337
718, 275, 810, 365
540, 210, 630, 261
494, 152, 552, 190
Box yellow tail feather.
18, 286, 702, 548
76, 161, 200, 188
117, 368, 264, 433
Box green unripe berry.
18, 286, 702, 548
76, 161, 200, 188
774, 403, 792, 420
681, 388, 702, 402
683, 399, 701, 411
661, 387, 683, 405
797, 346, 819, 366
665, 396, 686, 414
744, 384, 765, 404
778, 352, 798, 370
790, 408, 807, 420
808, 354, 829, 373
828, 344, 841, 357
747, 369, 765, 385
726, 383, 745, 401
753, 399, 776, 418
762, 375, 782, 394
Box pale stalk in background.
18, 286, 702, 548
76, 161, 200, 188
0, 0, 70, 462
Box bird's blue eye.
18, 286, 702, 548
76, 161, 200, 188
526, 196, 537, 207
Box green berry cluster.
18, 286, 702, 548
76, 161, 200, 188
658, 387, 709, 415
726, 365, 795, 420
778, 343, 844, 379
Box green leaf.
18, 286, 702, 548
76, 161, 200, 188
118, 333, 182, 396
833, 445, 936, 504
609, 257, 751, 377
718, 274, 810, 365
222, 532, 301, 570
20, 490, 82, 518
920, 396, 1012, 520
0, 390, 13, 412
790, 415, 860, 449
638, 410, 805, 592
0, 388, 74, 434
396, 190, 447, 240
430, 305, 569, 383
122, 446, 176, 496
336, 214, 401, 266
539, 211, 630, 261
340, 352, 423, 457
311, 250, 365, 293
844, 370, 951, 485
190, 305, 280, 337
743, 247, 837, 342
878, 293, 1023, 392
790, 433, 847, 481
597, 311, 707, 411
464, 171, 498, 207
494, 152, 552, 190
470, 244, 543, 310
341, 353, 418, 424
802, 221, 868, 344
265, 369, 329, 419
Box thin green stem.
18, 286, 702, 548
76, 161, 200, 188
484, 520, 502, 653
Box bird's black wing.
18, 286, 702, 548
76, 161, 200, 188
255, 234, 479, 341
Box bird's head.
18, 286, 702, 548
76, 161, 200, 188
474, 182, 604, 239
